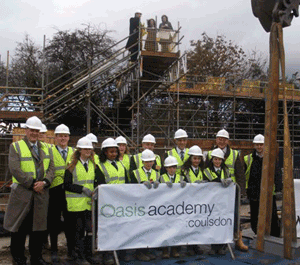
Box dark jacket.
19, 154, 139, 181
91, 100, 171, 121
159, 15, 173, 30
126, 17, 140, 49
246, 151, 282, 200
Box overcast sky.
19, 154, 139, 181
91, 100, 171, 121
1, 0, 300, 77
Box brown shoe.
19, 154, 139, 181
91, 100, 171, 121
162, 247, 170, 259
235, 231, 249, 252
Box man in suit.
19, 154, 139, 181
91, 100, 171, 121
4, 116, 55, 265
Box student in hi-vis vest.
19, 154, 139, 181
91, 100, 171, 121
160, 156, 185, 259
131, 149, 160, 262
64, 137, 100, 265
181, 145, 206, 256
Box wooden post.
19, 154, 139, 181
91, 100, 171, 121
256, 23, 280, 251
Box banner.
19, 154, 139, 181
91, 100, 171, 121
294, 180, 300, 237
97, 182, 236, 251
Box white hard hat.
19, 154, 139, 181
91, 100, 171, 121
253, 134, 264, 144
86, 133, 98, 143
76, 137, 93, 149
188, 145, 203, 156
25, 116, 42, 130
211, 148, 225, 159
141, 149, 156, 161
101, 138, 118, 149
40, 124, 48, 133
115, 136, 127, 145
135, 9, 142, 14
142, 134, 156, 144
216, 129, 229, 139
54, 124, 70, 134
174, 129, 188, 139
164, 156, 178, 167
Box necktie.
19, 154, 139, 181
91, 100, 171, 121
32, 144, 39, 159
61, 150, 67, 161
147, 172, 151, 178
180, 151, 184, 160
84, 162, 88, 172
111, 161, 118, 170
216, 169, 221, 177
195, 169, 199, 176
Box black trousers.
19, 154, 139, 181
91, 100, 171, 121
249, 195, 281, 237
11, 203, 46, 263
68, 210, 93, 258
48, 184, 73, 252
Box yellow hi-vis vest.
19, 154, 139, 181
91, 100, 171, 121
98, 161, 126, 184
133, 153, 161, 169
244, 153, 253, 189
120, 154, 131, 181
203, 167, 228, 181
50, 146, 74, 188
182, 168, 203, 183
65, 160, 95, 212
167, 148, 189, 174
160, 173, 181, 183
133, 168, 159, 183
94, 154, 100, 166
12, 140, 51, 184
207, 148, 239, 182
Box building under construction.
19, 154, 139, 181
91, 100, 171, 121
1, 24, 300, 186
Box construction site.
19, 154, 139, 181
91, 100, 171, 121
1, 24, 300, 187
0, 16, 300, 264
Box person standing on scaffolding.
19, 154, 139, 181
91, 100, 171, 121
125, 10, 142, 62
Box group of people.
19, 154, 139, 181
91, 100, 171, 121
126, 10, 174, 61
3, 115, 282, 265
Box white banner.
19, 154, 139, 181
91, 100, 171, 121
97, 183, 236, 251
294, 180, 300, 237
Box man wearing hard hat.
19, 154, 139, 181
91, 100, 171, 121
4, 116, 55, 265
206, 129, 248, 252
130, 134, 161, 173
166, 129, 189, 174
48, 124, 75, 263
244, 134, 281, 237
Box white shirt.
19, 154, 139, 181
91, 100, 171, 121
191, 166, 199, 174
143, 167, 152, 175
176, 147, 186, 155
221, 146, 227, 154
80, 158, 89, 169
214, 166, 221, 172
57, 145, 68, 157
256, 152, 263, 158
168, 174, 175, 181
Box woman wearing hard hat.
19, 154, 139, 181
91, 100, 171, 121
86, 133, 100, 165
97, 137, 129, 264
130, 149, 160, 261
181, 145, 205, 256
244, 134, 280, 237
64, 137, 99, 264
130, 134, 162, 173
204, 148, 232, 255
115, 136, 131, 180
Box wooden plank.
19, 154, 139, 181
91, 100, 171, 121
0, 111, 43, 120
256, 24, 280, 252
141, 51, 179, 58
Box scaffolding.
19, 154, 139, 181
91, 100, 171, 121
1, 23, 300, 184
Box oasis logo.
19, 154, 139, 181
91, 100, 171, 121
100, 204, 146, 218
100, 202, 215, 218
